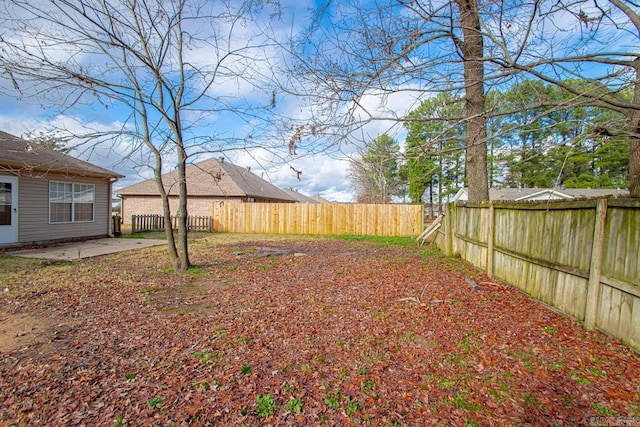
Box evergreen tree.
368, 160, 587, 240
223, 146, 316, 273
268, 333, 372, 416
490, 80, 629, 189
404, 93, 466, 208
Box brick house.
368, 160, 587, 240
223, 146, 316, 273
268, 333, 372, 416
116, 157, 296, 223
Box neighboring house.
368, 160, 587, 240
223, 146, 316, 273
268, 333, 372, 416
0, 131, 124, 246
116, 157, 297, 222
282, 188, 320, 203
312, 194, 331, 203
452, 187, 629, 202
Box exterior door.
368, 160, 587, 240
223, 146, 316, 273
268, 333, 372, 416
0, 176, 18, 244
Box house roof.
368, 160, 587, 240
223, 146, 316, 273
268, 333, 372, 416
312, 194, 331, 203
282, 188, 319, 203
453, 187, 629, 202
0, 130, 123, 179
116, 157, 297, 202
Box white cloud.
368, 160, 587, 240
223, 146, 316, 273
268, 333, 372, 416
0, 0, 390, 203
232, 148, 353, 202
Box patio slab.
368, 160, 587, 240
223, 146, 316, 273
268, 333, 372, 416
7, 238, 167, 261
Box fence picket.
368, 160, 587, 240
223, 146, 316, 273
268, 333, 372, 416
210, 202, 424, 237
436, 198, 640, 353
131, 214, 212, 233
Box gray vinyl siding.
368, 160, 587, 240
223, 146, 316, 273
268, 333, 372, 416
17, 174, 112, 244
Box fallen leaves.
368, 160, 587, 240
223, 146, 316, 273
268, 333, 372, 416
0, 235, 639, 425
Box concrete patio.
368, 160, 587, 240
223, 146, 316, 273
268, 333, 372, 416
7, 238, 167, 261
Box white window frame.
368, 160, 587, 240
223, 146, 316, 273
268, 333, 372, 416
49, 181, 95, 224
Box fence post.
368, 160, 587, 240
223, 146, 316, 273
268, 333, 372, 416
444, 203, 454, 256
131, 215, 136, 234
449, 203, 458, 256
584, 198, 608, 330
487, 202, 495, 278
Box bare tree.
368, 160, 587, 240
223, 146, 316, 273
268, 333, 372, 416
454, 0, 489, 202
287, 0, 640, 201
286, 0, 491, 202
486, 0, 640, 197
0, 0, 280, 271
349, 134, 404, 203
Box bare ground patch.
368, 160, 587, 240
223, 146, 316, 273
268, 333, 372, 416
0, 311, 77, 354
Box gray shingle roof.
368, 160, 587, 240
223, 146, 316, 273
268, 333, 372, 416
0, 130, 123, 178
488, 187, 629, 200
312, 195, 331, 203
116, 157, 297, 201
456, 187, 629, 201
282, 188, 319, 203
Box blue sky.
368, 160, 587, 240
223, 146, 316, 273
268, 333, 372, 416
2, 0, 632, 202
0, 0, 385, 203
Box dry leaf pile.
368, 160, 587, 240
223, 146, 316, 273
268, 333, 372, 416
1, 235, 639, 426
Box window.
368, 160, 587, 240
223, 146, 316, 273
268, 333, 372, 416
49, 182, 94, 223
0, 182, 11, 226
73, 184, 94, 222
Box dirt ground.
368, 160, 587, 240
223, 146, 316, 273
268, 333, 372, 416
0, 312, 53, 353
1, 235, 639, 426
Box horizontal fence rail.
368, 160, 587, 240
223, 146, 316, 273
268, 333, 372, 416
211, 202, 424, 237
131, 214, 212, 234
435, 197, 640, 353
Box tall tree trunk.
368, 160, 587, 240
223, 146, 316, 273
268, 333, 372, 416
456, 0, 489, 203
629, 60, 640, 198
489, 136, 494, 188
429, 180, 434, 218
630, 118, 640, 198
438, 140, 443, 213
152, 152, 179, 264
175, 143, 191, 272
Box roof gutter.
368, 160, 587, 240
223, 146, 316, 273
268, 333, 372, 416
0, 161, 124, 180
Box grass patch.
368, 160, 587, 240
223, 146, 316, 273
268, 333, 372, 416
285, 398, 304, 414
147, 396, 163, 410
193, 350, 221, 366
345, 398, 359, 416
333, 235, 414, 246
450, 392, 482, 411
0, 255, 46, 274
523, 393, 547, 411
570, 371, 592, 385
184, 265, 208, 279
592, 402, 616, 415
255, 394, 276, 417
324, 390, 341, 410
124, 232, 148, 239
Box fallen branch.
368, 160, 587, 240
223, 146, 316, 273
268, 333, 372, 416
398, 284, 430, 304
398, 296, 420, 303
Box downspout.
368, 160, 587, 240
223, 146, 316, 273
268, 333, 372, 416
109, 177, 119, 237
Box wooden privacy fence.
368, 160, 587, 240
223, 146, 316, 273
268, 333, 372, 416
131, 214, 212, 234
435, 198, 640, 352
211, 202, 424, 237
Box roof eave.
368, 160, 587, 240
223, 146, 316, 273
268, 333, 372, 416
515, 189, 574, 201
0, 161, 123, 179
